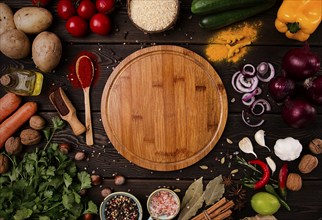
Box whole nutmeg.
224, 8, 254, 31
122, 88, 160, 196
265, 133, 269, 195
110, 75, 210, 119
0, 154, 10, 174
101, 187, 112, 197
298, 154, 318, 174
59, 143, 71, 154
20, 128, 41, 145
114, 175, 125, 185
5, 137, 23, 155
309, 138, 322, 155
29, 115, 46, 130
286, 173, 302, 191
75, 151, 86, 161
91, 174, 102, 186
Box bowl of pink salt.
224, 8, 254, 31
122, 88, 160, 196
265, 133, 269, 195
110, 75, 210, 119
147, 188, 180, 220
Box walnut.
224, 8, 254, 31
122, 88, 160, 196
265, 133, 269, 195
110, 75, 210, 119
286, 173, 302, 191
298, 154, 318, 174
309, 138, 322, 155
20, 128, 41, 145
5, 137, 22, 155
29, 115, 46, 130
0, 154, 9, 174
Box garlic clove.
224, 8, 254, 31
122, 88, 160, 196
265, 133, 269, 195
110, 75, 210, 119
238, 137, 257, 158
254, 129, 271, 151
265, 156, 276, 175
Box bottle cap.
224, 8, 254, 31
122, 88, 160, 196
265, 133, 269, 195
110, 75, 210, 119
0, 74, 12, 86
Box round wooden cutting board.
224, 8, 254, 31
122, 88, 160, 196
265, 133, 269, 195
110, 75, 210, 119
101, 45, 228, 171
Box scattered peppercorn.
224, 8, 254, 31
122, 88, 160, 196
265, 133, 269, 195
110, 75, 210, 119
104, 195, 139, 220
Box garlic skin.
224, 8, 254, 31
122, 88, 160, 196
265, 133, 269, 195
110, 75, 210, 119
254, 130, 270, 151
238, 137, 257, 158
265, 156, 276, 175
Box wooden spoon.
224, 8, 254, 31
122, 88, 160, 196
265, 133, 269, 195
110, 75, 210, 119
76, 55, 94, 146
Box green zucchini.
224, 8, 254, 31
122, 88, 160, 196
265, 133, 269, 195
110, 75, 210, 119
199, 0, 276, 30
191, 0, 269, 15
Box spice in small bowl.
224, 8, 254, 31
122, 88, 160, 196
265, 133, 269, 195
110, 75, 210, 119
147, 188, 180, 220
100, 192, 143, 220
127, 0, 179, 33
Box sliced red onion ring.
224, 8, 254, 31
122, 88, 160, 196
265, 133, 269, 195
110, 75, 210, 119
251, 98, 272, 116
257, 62, 269, 75
242, 110, 265, 127
257, 62, 275, 82
242, 64, 256, 77
242, 93, 255, 106
236, 74, 259, 93
242, 87, 262, 102
232, 71, 243, 93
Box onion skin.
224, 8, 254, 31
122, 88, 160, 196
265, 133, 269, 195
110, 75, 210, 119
269, 76, 296, 102
282, 99, 317, 128
304, 76, 322, 105
282, 45, 321, 81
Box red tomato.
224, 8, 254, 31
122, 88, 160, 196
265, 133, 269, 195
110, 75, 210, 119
57, 0, 77, 20
66, 16, 88, 37
32, 0, 51, 6
90, 13, 111, 35
95, 0, 115, 14
77, 0, 96, 19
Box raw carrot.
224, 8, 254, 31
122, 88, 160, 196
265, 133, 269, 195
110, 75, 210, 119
0, 102, 37, 148
0, 93, 22, 123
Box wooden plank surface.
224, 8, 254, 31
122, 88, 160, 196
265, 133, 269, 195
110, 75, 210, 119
1, 0, 322, 219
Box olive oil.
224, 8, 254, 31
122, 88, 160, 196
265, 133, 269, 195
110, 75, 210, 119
0, 69, 43, 96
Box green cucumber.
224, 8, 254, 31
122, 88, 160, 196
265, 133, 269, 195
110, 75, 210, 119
191, 0, 268, 15
199, 0, 276, 30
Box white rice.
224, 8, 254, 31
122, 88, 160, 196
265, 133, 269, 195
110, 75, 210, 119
130, 0, 178, 32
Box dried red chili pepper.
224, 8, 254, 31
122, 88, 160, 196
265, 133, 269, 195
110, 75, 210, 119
278, 162, 288, 200
245, 159, 271, 190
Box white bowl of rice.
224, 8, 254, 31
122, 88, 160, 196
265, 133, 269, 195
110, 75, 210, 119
128, 0, 179, 33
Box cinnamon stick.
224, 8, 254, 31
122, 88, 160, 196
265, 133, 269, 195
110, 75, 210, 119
191, 198, 234, 220
191, 198, 226, 220
213, 209, 233, 220
209, 200, 234, 219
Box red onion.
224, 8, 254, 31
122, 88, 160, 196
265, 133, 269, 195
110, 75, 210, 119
282, 44, 321, 81
268, 76, 296, 102
281, 99, 317, 128
303, 76, 322, 105
242, 93, 255, 106
251, 99, 271, 116
257, 62, 275, 82
236, 73, 258, 93
242, 64, 256, 77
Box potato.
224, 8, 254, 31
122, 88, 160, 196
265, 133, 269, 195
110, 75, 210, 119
14, 7, 52, 34
0, 3, 16, 35
32, 31, 62, 72
0, 29, 30, 59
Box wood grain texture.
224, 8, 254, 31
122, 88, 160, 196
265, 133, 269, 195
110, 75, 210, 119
101, 45, 227, 171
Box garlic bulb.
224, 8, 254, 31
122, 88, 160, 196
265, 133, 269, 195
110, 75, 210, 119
254, 130, 270, 151
238, 137, 257, 158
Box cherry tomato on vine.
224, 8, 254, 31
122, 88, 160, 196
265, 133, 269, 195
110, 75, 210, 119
66, 16, 88, 37
77, 0, 97, 19
96, 0, 115, 14
57, 0, 77, 20
90, 13, 111, 35
32, 0, 52, 6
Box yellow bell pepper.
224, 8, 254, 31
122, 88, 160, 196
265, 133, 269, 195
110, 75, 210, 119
275, 0, 322, 41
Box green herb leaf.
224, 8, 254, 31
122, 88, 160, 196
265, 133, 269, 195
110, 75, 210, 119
52, 116, 65, 130
43, 128, 51, 141
78, 171, 92, 190
64, 173, 73, 189
13, 208, 32, 220
84, 201, 98, 214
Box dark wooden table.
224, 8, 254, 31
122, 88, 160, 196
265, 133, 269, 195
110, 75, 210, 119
1, 0, 322, 219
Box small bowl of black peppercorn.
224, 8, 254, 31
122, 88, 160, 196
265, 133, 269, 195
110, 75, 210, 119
100, 192, 143, 220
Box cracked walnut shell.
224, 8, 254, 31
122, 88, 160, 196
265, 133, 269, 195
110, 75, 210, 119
286, 173, 302, 191
309, 138, 322, 155
298, 154, 318, 174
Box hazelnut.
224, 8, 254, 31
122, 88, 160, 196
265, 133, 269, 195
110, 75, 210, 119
29, 115, 46, 130
75, 151, 86, 161
298, 154, 318, 174
59, 143, 71, 154
309, 138, 322, 155
286, 173, 302, 191
5, 137, 22, 155
114, 175, 125, 185
91, 174, 102, 186
79, 188, 87, 196
0, 154, 9, 174
20, 128, 41, 145
101, 187, 112, 197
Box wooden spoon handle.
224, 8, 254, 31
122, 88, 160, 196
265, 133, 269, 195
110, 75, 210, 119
84, 87, 93, 146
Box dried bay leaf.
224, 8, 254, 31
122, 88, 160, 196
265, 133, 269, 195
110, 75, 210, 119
178, 192, 205, 220
204, 174, 225, 206
179, 177, 204, 220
